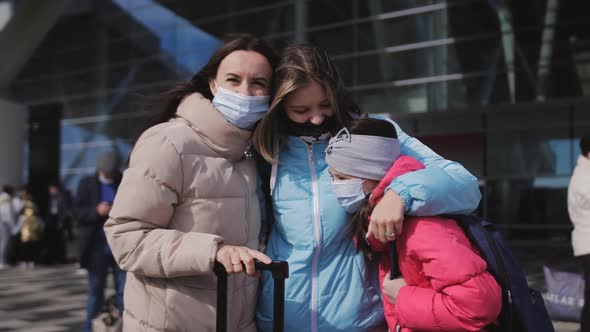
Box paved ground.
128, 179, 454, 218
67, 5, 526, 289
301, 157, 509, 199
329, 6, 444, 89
0, 264, 87, 331
0, 246, 583, 331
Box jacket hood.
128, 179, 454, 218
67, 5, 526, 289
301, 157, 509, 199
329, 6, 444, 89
365, 156, 425, 252
369, 155, 426, 205
176, 93, 252, 162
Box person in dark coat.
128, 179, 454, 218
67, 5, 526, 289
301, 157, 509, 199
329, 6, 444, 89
43, 182, 72, 264
73, 151, 126, 332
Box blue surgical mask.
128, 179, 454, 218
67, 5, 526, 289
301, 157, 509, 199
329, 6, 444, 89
212, 83, 270, 129
332, 178, 366, 213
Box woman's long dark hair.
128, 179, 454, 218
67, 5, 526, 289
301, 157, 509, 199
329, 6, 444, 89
142, 34, 279, 133
345, 117, 398, 256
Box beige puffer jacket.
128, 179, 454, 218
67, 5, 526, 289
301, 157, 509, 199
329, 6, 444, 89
104, 93, 261, 332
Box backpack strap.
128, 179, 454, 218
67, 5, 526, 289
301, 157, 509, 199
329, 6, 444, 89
389, 240, 400, 279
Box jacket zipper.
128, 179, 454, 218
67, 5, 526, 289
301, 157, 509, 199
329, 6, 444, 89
308, 144, 322, 332
237, 142, 255, 242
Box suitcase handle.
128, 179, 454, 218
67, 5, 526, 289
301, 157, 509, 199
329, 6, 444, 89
254, 260, 289, 279
214, 260, 289, 279
214, 260, 289, 332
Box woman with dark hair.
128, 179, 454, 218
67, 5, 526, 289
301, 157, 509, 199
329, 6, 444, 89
253, 45, 482, 331
104, 35, 278, 331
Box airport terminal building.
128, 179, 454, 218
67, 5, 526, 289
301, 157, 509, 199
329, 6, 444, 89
0, 0, 589, 240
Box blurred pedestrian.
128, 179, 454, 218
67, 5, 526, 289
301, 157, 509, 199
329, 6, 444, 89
104, 35, 276, 331
3, 185, 30, 266
73, 151, 125, 332
12, 185, 27, 216
0, 185, 16, 268
567, 135, 590, 332
43, 181, 72, 264
14, 195, 43, 269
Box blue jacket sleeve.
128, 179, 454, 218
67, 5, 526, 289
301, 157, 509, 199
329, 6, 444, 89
385, 119, 482, 216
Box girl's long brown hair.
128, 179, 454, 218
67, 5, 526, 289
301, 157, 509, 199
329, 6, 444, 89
252, 44, 361, 163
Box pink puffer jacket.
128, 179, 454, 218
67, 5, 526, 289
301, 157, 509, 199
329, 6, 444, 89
368, 156, 502, 331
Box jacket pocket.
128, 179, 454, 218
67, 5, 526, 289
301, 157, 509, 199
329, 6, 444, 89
237, 280, 258, 329
353, 253, 380, 298
145, 277, 167, 330
176, 274, 217, 290
351, 253, 383, 322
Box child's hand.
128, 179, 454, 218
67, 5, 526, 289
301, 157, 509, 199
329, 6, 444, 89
369, 190, 405, 243
382, 273, 407, 304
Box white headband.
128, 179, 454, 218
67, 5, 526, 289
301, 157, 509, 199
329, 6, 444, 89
325, 128, 401, 180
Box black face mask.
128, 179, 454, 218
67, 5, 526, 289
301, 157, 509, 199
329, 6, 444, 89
286, 116, 339, 137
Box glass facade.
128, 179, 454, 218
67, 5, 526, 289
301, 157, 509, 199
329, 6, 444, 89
10, 0, 590, 237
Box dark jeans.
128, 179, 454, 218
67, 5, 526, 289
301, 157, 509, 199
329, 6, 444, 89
84, 252, 126, 332
582, 254, 590, 332
43, 217, 66, 264
20, 241, 40, 263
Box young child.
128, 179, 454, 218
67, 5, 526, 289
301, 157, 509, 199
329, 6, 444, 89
325, 116, 502, 332
13, 193, 43, 269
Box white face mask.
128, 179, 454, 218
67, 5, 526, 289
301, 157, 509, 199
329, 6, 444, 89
331, 178, 366, 214
212, 83, 270, 129
98, 173, 114, 184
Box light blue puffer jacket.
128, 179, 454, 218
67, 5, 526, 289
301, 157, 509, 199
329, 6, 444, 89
256, 120, 481, 332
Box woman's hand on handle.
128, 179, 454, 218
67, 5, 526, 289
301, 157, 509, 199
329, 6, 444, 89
216, 245, 272, 277
368, 190, 405, 243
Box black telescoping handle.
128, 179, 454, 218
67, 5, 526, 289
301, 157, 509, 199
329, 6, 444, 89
214, 261, 229, 332
253, 260, 289, 279
389, 240, 399, 280
214, 260, 289, 332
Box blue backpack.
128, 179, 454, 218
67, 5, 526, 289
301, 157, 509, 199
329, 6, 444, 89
390, 214, 555, 332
